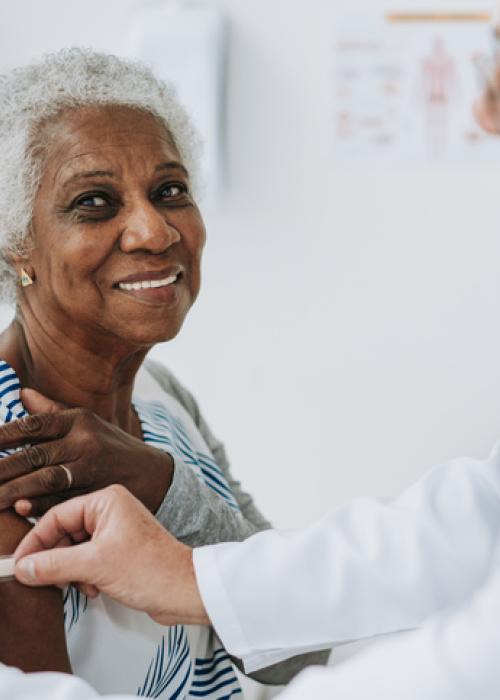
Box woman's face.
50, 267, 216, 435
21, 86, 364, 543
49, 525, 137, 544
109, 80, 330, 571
26, 105, 206, 349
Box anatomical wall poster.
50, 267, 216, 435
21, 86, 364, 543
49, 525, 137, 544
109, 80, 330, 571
333, 11, 500, 164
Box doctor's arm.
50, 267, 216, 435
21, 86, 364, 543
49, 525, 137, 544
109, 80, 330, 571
194, 447, 500, 671
279, 564, 500, 700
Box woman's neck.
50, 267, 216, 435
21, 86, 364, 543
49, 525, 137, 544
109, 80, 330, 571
0, 316, 148, 432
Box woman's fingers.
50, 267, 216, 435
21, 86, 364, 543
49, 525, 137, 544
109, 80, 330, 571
15, 495, 64, 518
20, 388, 66, 414
0, 438, 76, 484
0, 404, 170, 512
13, 498, 32, 516
0, 411, 73, 450
0, 464, 78, 510
14, 495, 92, 521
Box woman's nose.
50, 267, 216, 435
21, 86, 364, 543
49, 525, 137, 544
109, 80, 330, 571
120, 202, 180, 254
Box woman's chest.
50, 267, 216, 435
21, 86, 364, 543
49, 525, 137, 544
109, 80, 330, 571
65, 591, 241, 698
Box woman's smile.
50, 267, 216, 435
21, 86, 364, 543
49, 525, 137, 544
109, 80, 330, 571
114, 267, 184, 305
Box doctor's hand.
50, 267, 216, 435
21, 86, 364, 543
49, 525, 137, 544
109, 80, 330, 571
13, 485, 210, 627
0, 389, 174, 516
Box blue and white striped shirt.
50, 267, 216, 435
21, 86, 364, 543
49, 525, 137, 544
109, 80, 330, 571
0, 360, 242, 700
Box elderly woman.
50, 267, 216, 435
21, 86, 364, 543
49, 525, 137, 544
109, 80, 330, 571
0, 49, 327, 696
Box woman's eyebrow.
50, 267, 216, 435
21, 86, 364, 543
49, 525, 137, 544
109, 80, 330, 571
62, 169, 116, 187
60, 162, 188, 188
154, 161, 189, 177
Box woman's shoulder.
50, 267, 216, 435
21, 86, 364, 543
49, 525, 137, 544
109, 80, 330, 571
0, 510, 71, 673
0, 508, 31, 552
141, 358, 201, 423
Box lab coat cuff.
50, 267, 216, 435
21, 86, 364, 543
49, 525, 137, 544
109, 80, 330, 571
193, 545, 306, 673
193, 545, 253, 659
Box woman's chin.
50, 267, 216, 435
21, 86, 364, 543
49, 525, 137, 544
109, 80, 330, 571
117, 322, 185, 348
103, 299, 193, 348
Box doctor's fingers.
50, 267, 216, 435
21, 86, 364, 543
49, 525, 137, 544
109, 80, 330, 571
15, 486, 135, 559
15, 486, 146, 588
15, 492, 101, 560
15, 539, 97, 588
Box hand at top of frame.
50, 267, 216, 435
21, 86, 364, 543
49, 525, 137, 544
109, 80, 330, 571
474, 63, 500, 134
14, 485, 209, 627
0, 389, 174, 517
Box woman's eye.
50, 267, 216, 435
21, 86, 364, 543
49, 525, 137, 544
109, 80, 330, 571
77, 194, 108, 208
158, 184, 187, 199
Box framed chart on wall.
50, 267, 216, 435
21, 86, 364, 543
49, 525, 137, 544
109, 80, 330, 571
333, 11, 500, 165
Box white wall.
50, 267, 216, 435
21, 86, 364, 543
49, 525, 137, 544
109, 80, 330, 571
0, 0, 499, 531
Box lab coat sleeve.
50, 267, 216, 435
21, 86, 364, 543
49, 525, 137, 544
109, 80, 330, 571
0, 664, 133, 700
278, 564, 500, 700
193, 442, 500, 672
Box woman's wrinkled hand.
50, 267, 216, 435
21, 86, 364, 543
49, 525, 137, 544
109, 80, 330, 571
0, 389, 174, 516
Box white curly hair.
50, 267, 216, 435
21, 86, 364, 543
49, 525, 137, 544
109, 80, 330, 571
0, 47, 201, 304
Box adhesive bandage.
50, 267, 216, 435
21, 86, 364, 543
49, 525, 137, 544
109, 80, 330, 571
0, 555, 15, 581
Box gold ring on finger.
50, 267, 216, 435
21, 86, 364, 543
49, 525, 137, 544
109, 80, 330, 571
58, 464, 73, 490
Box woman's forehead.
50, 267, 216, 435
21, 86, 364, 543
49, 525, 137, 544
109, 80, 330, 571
38, 106, 184, 186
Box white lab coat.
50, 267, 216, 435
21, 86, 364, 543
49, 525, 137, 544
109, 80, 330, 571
193, 442, 500, 673
2, 443, 500, 699
282, 564, 500, 699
